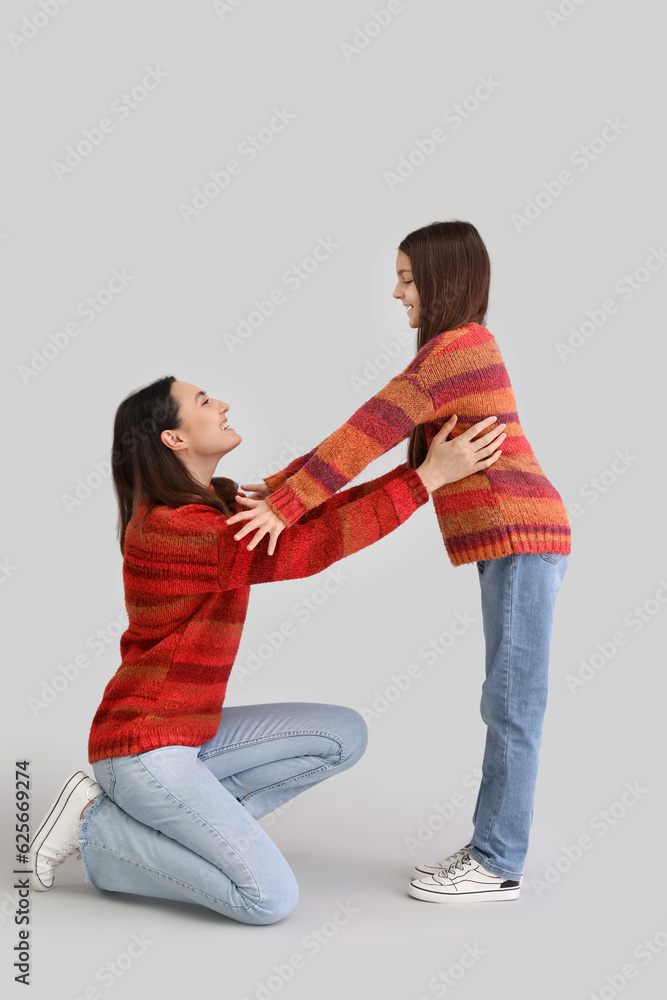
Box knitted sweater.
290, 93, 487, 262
265, 323, 570, 566
86, 463, 429, 762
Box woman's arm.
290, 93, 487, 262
188, 416, 495, 588
217, 463, 430, 589
230, 412, 505, 552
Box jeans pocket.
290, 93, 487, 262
540, 552, 564, 564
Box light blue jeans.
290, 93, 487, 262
79, 702, 368, 924
466, 552, 568, 881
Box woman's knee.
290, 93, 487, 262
330, 705, 368, 768
239, 866, 299, 925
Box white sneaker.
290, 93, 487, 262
29, 771, 102, 891
413, 843, 473, 878
408, 850, 521, 902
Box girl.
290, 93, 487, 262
29, 373, 504, 923
229, 220, 570, 903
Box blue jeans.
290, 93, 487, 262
466, 552, 568, 880
79, 702, 367, 924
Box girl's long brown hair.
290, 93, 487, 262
110, 375, 238, 555
400, 221, 491, 469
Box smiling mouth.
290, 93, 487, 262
220, 419, 232, 430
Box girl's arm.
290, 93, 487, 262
264, 336, 451, 527
263, 326, 505, 525
177, 421, 472, 590
274, 461, 415, 525
262, 445, 318, 493
216, 463, 430, 588
229, 413, 504, 552
230, 328, 506, 553
239, 441, 334, 500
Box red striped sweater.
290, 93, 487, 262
86, 464, 429, 761
265, 323, 570, 566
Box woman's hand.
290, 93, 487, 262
226, 497, 285, 554
416, 415, 506, 494
228, 417, 505, 548
239, 482, 270, 500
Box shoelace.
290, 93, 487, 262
440, 851, 474, 879
432, 846, 470, 871
46, 844, 81, 865
45, 821, 83, 866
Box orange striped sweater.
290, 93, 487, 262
265, 323, 570, 566
86, 464, 429, 761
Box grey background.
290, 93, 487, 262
2, 1, 666, 997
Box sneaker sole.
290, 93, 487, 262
29, 771, 92, 891
408, 883, 520, 903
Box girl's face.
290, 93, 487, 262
162, 381, 242, 462
393, 249, 420, 328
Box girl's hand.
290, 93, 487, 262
226, 497, 285, 554
416, 415, 506, 494
239, 482, 270, 500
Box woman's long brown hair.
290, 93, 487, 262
400, 221, 491, 469
110, 375, 238, 555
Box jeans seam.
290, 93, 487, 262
238, 761, 339, 803
107, 759, 116, 801
199, 729, 347, 803
197, 728, 347, 760
481, 555, 513, 857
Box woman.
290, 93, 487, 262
29, 374, 504, 923
229, 220, 570, 902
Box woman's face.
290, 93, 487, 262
393, 249, 420, 328
162, 381, 242, 462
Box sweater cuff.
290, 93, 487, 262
402, 466, 430, 508
263, 470, 287, 492
265, 483, 308, 527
